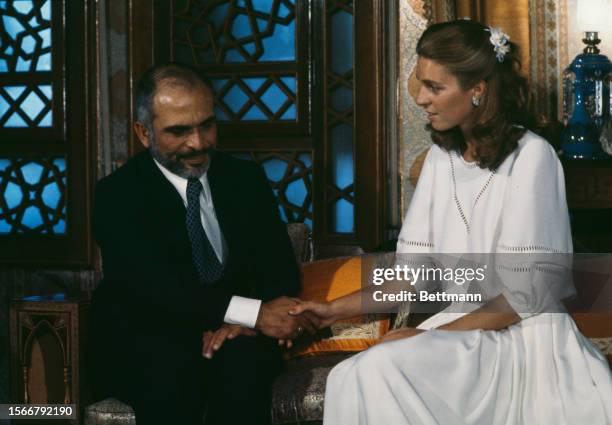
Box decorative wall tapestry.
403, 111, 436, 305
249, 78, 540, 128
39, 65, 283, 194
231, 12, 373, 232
529, 0, 566, 123
398, 0, 434, 216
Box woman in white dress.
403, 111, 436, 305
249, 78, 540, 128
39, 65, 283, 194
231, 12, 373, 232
289, 20, 612, 425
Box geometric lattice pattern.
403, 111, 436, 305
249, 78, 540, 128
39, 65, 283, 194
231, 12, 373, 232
0, 157, 66, 234
212, 75, 296, 121
0, 84, 52, 127
232, 151, 312, 228
0, 0, 52, 72
173, 0, 296, 63
326, 0, 354, 234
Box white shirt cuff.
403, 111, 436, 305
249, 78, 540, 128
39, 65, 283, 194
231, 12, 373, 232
223, 296, 262, 329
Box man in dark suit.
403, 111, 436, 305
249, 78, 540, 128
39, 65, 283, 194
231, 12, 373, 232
90, 63, 314, 425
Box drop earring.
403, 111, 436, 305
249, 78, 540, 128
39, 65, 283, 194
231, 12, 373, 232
471, 95, 480, 107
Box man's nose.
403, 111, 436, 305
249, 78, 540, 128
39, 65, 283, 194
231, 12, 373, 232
186, 128, 211, 150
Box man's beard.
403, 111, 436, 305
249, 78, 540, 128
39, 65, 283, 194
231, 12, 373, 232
149, 134, 213, 179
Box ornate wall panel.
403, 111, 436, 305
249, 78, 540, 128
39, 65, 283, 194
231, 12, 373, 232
398, 0, 430, 216
528, 0, 564, 121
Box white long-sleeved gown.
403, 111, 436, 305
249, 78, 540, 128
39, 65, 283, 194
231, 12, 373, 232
323, 132, 612, 425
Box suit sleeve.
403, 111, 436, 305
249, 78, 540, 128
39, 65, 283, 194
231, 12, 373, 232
93, 178, 233, 330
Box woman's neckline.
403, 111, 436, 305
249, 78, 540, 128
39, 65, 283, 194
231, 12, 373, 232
458, 151, 479, 168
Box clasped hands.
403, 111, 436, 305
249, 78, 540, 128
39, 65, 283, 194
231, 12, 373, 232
202, 297, 425, 358
202, 297, 335, 359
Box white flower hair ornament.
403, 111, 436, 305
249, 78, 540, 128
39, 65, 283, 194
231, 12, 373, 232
485, 26, 510, 62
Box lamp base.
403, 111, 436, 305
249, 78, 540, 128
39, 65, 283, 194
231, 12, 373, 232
562, 143, 607, 160
562, 123, 608, 160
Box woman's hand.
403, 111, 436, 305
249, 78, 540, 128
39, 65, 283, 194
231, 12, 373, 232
289, 300, 338, 329
379, 327, 424, 343
278, 300, 339, 348
202, 324, 257, 359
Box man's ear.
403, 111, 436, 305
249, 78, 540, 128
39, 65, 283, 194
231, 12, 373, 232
134, 121, 151, 148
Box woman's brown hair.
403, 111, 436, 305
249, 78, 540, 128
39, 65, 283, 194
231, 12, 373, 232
416, 20, 540, 169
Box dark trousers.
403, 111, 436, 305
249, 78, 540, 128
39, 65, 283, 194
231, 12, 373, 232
204, 336, 282, 425
91, 334, 282, 425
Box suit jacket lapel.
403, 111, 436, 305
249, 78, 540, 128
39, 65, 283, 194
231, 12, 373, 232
207, 154, 237, 253
136, 152, 191, 254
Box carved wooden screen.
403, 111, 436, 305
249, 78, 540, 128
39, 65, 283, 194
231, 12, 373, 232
0, 0, 95, 264
130, 0, 387, 256
167, 0, 309, 134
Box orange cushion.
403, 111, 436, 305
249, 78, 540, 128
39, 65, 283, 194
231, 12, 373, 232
287, 256, 390, 358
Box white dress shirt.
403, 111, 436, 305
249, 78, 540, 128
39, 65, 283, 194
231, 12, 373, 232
153, 159, 261, 328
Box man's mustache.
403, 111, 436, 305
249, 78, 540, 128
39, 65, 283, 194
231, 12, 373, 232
177, 148, 214, 160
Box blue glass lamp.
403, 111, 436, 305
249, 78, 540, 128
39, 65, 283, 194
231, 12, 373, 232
561, 1, 612, 159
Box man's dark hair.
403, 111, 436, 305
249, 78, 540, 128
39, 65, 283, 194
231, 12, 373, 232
135, 63, 213, 131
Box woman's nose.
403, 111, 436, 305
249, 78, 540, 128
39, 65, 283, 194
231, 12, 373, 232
415, 86, 429, 108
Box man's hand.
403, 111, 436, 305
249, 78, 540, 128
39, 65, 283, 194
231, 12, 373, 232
378, 327, 424, 343
255, 296, 319, 339
202, 324, 257, 359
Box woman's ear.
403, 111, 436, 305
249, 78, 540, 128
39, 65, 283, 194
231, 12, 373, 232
472, 81, 487, 100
